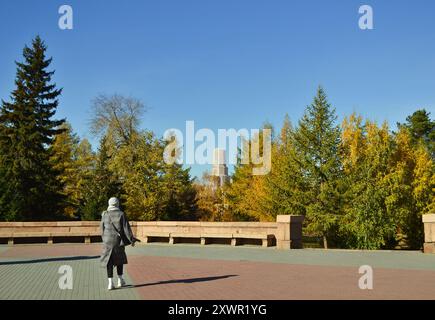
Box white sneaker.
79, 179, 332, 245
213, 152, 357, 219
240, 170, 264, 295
117, 277, 126, 288
108, 278, 114, 290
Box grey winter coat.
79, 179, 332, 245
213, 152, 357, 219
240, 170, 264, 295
100, 209, 135, 267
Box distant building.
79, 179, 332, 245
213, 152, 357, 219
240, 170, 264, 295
211, 148, 229, 188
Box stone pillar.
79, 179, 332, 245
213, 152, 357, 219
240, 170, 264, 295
276, 215, 304, 249
423, 214, 435, 253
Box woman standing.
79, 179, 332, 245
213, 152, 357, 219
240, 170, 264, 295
100, 197, 136, 290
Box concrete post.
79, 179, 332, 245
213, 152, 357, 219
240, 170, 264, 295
84, 236, 91, 244
276, 215, 304, 249
422, 214, 435, 253
262, 238, 268, 247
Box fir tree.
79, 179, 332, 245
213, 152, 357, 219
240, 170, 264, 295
0, 36, 65, 221
398, 109, 435, 159
161, 162, 198, 221
292, 87, 343, 248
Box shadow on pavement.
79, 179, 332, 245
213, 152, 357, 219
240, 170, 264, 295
118, 274, 238, 289
0, 255, 100, 265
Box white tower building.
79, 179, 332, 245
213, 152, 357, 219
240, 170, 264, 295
211, 148, 229, 187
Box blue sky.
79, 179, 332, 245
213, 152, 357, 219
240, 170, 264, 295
1, 0, 434, 178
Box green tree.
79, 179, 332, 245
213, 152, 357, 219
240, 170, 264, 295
161, 159, 198, 221
262, 114, 306, 219
109, 131, 161, 220
398, 109, 435, 158
88, 94, 197, 221
340, 116, 396, 249
109, 130, 197, 221
292, 87, 343, 248
341, 114, 434, 249
0, 36, 65, 221
80, 136, 122, 220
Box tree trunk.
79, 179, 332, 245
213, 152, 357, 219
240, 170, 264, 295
323, 236, 328, 249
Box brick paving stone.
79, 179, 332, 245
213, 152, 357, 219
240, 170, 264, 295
126, 243, 435, 271
126, 255, 435, 300
2, 243, 435, 300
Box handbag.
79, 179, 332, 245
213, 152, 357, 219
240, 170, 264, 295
106, 211, 132, 247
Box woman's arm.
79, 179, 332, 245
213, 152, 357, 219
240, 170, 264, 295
121, 213, 136, 245
100, 212, 105, 235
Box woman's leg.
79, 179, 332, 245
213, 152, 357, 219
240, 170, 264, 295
107, 265, 114, 278
116, 264, 126, 287
107, 256, 114, 278
116, 265, 123, 276
107, 255, 115, 290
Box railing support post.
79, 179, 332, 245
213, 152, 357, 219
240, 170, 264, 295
276, 215, 304, 249
423, 214, 435, 253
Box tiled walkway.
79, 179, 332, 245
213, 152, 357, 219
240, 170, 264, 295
0, 244, 138, 300
1, 243, 435, 299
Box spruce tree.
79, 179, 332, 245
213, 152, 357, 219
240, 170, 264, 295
398, 109, 435, 159
292, 87, 343, 248
0, 36, 65, 221
161, 163, 198, 221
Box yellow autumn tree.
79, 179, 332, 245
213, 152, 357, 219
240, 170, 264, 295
193, 172, 228, 221
50, 122, 95, 218
225, 126, 272, 221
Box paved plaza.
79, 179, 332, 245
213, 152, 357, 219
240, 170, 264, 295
1, 243, 435, 300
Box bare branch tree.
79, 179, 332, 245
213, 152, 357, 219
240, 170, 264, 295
89, 94, 146, 146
